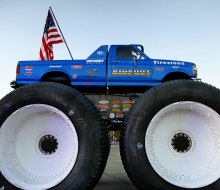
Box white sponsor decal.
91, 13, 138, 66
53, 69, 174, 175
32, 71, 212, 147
112, 104, 120, 108
123, 108, 130, 112
122, 100, 134, 104
25, 66, 33, 71
97, 51, 104, 55
86, 60, 104, 64
98, 100, 109, 104
172, 66, 180, 69
49, 65, 62, 68
72, 74, 77, 79
153, 60, 185, 66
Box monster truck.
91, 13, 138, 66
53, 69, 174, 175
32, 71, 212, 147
0, 44, 219, 190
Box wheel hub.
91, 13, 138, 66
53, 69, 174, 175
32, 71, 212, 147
39, 135, 58, 155
171, 132, 192, 153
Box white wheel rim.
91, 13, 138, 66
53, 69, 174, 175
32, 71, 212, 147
0, 104, 78, 190
145, 101, 220, 188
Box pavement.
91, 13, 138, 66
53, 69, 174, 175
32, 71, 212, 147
94, 144, 137, 190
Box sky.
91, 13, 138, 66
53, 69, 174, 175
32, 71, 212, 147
0, 0, 220, 98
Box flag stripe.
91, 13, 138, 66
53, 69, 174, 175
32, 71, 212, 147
42, 35, 49, 60
48, 32, 61, 37
48, 34, 62, 40
48, 29, 59, 33
48, 37, 63, 44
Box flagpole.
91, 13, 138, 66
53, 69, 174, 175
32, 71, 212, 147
49, 6, 74, 60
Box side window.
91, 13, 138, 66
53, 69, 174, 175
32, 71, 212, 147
116, 47, 144, 60
116, 47, 133, 59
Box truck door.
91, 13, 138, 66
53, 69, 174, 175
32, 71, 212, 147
108, 46, 153, 86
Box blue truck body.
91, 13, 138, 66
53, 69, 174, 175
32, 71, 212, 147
13, 45, 198, 89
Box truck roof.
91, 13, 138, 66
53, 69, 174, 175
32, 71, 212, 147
87, 44, 145, 60
110, 44, 144, 52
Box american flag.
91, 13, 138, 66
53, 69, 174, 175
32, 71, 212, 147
39, 10, 63, 60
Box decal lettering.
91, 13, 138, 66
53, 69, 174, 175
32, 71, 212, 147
134, 69, 140, 75
123, 104, 131, 108
86, 60, 104, 64
97, 51, 104, 55
24, 71, 32, 75
72, 74, 77, 79
112, 104, 120, 108
146, 70, 151, 76
112, 69, 151, 76
116, 113, 124, 118
155, 67, 164, 71
122, 100, 134, 104
112, 108, 121, 113
86, 68, 98, 76
112, 69, 118, 75
127, 69, 133, 75
153, 60, 185, 66
172, 66, 180, 69
139, 70, 146, 76
112, 100, 120, 104
98, 104, 109, 109
123, 108, 130, 112
100, 108, 108, 112
98, 100, 109, 104
49, 65, 62, 68
25, 66, 33, 71
71, 65, 82, 69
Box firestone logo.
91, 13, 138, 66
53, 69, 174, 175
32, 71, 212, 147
153, 60, 185, 66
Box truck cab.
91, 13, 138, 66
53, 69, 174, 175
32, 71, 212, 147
108, 45, 153, 87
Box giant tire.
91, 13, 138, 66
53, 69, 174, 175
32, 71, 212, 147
120, 80, 220, 190
0, 82, 110, 190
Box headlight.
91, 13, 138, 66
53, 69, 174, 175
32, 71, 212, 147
193, 65, 198, 75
